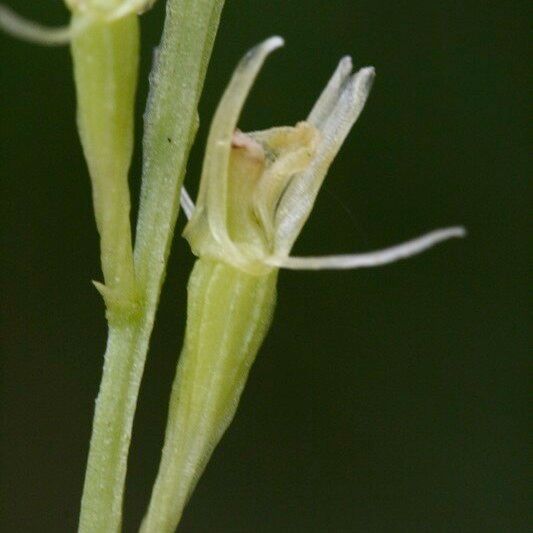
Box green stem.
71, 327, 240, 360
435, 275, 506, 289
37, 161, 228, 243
134, 0, 225, 291
141, 259, 277, 533
78, 318, 143, 532
78, 1, 225, 531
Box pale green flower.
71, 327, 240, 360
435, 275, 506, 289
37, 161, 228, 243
182, 36, 465, 276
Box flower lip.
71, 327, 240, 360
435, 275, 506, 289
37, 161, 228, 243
265, 227, 467, 270
181, 37, 465, 275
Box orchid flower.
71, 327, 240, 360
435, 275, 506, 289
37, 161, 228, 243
181, 36, 465, 277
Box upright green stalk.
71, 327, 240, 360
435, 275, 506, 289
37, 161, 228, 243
78, 1, 225, 531
134, 0, 224, 291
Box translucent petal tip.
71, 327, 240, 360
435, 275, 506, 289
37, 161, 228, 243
263, 35, 285, 52
353, 66, 376, 92
359, 66, 376, 76
339, 55, 353, 70
238, 36, 284, 75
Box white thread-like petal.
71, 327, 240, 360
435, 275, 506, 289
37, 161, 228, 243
266, 227, 466, 270
274, 66, 375, 256
0, 5, 87, 45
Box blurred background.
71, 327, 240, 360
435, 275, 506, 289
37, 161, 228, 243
0, 1, 528, 531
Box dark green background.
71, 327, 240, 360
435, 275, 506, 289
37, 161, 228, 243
1, 1, 528, 531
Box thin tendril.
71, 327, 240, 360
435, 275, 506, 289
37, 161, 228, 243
0, 5, 87, 46
267, 227, 466, 270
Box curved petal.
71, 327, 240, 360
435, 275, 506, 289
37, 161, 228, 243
0, 5, 87, 45
190, 36, 284, 252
